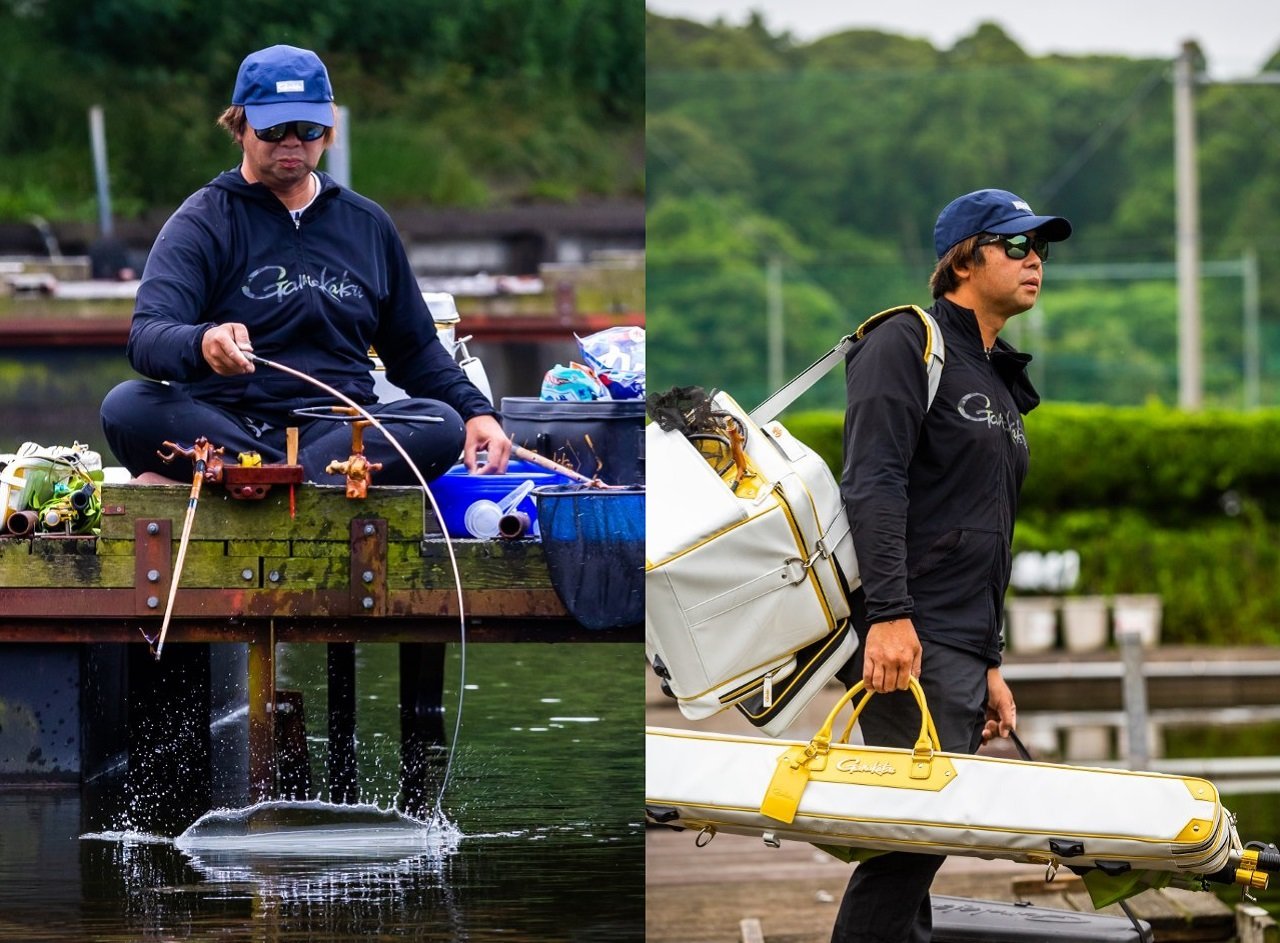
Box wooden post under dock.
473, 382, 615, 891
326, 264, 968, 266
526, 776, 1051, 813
0, 482, 637, 807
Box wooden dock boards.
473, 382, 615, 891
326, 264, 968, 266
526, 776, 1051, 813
646, 828, 1237, 943
0, 482, 616, 637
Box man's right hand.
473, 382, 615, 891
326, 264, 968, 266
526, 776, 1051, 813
862, 618, 922, 692
202, 323, 255, 376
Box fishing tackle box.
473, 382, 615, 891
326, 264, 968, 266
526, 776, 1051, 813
500, 396, 644, 486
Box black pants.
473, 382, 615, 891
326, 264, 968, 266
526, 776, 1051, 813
830, 640, 990, 943
101, 379, 467, 484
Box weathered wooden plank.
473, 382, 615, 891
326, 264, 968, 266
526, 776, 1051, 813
175, 555, 269, 589
411, 539, 557, 590
1118, 887, 1233, 942
96, 537, 134, 556
98, 483, 432, 542
226, 539, 291, 558
0, 552, 132, 587
1237, 902, 1280, 943
261, 555, 347, 590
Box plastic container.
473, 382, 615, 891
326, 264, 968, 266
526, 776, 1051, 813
0, 443, 98, 530
422, 291, 461, 355
501, 396, 645, 486
462, 479, 535, 539
534, 484, 644, 630
429, 460, 568, 538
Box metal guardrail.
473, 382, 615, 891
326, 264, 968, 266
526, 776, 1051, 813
1002, 659, 1280, 682
1013, 634, 1280, 794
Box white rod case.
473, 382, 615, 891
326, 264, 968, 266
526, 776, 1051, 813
647, 679, 1241, 878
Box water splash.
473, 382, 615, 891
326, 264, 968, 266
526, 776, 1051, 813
172, 799, 461, 856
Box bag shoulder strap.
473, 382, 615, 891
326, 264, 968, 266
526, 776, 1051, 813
855, 304, 946, 409
749, 304, 946, 425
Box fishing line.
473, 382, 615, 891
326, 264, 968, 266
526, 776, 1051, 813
247, 352, 466, 826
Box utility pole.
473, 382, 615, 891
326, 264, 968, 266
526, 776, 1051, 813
326, 105, 351, 188
1174, 44, 1280, 410
88, 105, 114, 238
766, 256, 784, 394
1174, 42, 1201, 410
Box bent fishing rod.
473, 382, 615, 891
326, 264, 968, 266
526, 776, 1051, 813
148, 352, 474, 825
246, 351, 469, 825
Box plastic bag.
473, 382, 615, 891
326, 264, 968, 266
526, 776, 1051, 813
540, 362, 607, 402
576, 326, 645, 375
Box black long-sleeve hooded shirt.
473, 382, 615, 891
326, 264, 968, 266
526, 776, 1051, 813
127, 168, 495, 428
839, 297, 1040, 665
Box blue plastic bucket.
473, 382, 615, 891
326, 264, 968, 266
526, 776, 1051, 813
534, 485, 644, 630
429, 460, 568, 538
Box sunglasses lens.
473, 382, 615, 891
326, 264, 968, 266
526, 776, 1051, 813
255, 122, 326, 142
1001, 236, 1028, 259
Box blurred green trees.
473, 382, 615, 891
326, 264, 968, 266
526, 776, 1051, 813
647, 12, 1280, 407
0, 0, 642, 216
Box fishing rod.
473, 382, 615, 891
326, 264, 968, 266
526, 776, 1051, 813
512, 444, 607, 487
246, 351, 468, 826
149, 436, 218, 660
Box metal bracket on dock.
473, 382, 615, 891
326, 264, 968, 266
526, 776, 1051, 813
350, 518, 387, 616
134, 519, 172, 617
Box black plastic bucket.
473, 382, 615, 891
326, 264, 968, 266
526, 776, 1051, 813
534, 484, 644, 630
501, 397, 645, 485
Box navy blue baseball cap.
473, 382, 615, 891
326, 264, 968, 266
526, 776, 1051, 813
934, 188, 1071, 258
232, 45, 335, 130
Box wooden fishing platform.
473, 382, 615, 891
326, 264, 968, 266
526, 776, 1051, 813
0, 482, 602, 638
0, 482, 638, 808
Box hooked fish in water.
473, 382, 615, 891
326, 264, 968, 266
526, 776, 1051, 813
173, 799, 457, 855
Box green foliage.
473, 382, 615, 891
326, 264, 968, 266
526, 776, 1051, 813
757, 404, 1280, 645
0, 1, 641, 219
1013, 509, 1280, 646
647, 12, 1280, 409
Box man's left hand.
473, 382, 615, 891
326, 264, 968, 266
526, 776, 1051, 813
463, 415, 511, 474
982, 667, 1017, 742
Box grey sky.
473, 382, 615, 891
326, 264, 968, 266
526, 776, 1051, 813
646, 0, 1280, 79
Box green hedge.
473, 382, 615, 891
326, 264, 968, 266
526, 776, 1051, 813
780, 404, 1280, 645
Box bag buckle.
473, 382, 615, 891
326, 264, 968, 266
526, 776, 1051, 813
909, 739, 933, 780
782, 558, 807, 584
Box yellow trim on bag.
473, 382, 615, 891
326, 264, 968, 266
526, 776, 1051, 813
645, 500, 784, 570
1174, 818, 1216, 844
656, 810, 1232, 871
854, 304, 935, 364
735, 622, 850, 717
807, 746, 957, 792
1182, 778, 1219, 802
771, 485, 838, 632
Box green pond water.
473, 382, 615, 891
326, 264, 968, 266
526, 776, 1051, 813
0, 642, 644, 941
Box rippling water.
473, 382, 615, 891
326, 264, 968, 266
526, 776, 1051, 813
0, 643, 643, 941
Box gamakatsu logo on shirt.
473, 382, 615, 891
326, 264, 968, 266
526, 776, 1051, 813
957, 392, 1027, 447
242, 265, 365, 302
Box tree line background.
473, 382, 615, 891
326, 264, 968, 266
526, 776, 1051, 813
647, 11, 1280, 409
0, 0, 643, 220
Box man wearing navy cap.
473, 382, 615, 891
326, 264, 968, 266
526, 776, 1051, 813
101, 45, 510, 483
832, 189, 1071, 943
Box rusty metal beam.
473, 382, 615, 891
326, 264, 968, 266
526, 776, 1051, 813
0, 586, 573, 620
0, 616, 633, 644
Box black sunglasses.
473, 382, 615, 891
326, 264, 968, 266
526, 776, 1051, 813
976, 232, 1051, 262
253, 121, 327, 143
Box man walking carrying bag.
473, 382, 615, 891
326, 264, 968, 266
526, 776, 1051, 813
832, 188, 1071, 943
